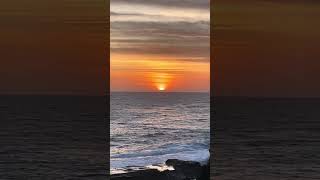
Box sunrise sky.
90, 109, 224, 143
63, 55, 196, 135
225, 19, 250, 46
213, 0, 320, 97
4, 0, 319, 96
110, 0, 210, 92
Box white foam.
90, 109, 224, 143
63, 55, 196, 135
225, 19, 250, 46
146, 164, 175, 172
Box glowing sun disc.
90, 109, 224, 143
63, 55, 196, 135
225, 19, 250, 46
158, 86, 166, 91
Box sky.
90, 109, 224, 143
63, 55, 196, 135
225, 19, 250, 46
3, 1, 318, 96
0, 0, 107, 95
213, 0, 320, 97
110, 0, 210, 92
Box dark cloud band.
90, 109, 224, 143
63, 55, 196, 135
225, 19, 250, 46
111, 0, 209, 10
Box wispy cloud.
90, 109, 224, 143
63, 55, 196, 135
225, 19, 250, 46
111, 0, 210, 10
110, 0, 210, 61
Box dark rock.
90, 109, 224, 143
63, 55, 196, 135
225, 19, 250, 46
166, 159, 201, 168
111, 169, 167, 180
111, 159, 210, 180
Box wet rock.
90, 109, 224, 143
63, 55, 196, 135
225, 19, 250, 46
111, 159, 209, 180
111, 169, 168, 180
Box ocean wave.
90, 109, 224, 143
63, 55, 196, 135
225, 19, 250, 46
111, 148, 209, 171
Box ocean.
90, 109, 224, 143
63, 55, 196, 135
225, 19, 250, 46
110, 92, 210, 174
0, 96, 107, 179
212, 97, 320, 179
2, 95, 318, 179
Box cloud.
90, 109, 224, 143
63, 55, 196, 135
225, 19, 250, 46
111, 11, 202, 22
110, 0, 210, 62
111, 0, 209, 10
111, 21, 209, 60
111, 21, 209, 37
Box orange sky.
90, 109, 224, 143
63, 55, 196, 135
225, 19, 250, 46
111, 54, 209, 92
110, 0, 210, 92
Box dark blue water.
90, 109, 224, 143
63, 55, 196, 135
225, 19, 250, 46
0, 96, 107, 179
212, 97, 320, 180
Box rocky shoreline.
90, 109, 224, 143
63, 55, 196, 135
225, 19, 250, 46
111, 159, 209, 180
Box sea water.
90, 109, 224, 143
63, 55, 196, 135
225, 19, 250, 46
110, 92, 210, 174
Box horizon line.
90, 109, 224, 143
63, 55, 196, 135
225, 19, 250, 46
110, 91, 210, 93
1, 93, 320, 99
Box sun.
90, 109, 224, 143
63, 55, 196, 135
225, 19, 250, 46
158, 85, 166, 91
